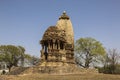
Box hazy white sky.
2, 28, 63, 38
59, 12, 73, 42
0, 0, 120, 56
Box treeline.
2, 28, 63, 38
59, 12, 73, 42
98, 49, 120, 74
0, 45, 39, 71
75, 37, 120, 74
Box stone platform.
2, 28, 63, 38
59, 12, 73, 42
21, 61, 98, 74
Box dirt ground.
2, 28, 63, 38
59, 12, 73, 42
0, 73, 120, 80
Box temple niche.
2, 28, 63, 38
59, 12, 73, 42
39, 12, 75, 73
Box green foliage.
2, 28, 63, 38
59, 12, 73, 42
24, 54, 40, 65
0, 45, 40, 72
75, 37, 106, 68
0, 45, 26, 71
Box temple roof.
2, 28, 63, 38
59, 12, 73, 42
41, 26, 66, 42
40, 12, 74, 45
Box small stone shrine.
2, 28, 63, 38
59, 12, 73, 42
39, 11, 76, 73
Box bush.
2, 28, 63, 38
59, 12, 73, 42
98, 64, 120, 74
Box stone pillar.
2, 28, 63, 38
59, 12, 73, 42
45, 45, 48, 53
41, 44, 44, 56
56, 40, 59, 49
50, 40, 53, 49
55, 41, 57, 49
40, 44, 45, 61
48, 42, 50, 52
58, 40, 60, 49
53, 39, 55, 49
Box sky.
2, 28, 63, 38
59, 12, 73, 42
0, 0, 120, 57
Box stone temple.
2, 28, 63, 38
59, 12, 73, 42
22, 12, 98, 74
40, 11, 74, 63
39, 12, 75, 73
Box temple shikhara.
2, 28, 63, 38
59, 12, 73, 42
39, 12, 76, 73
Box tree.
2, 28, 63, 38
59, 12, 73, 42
18, 46, 25, 66
0, 45, 26, 71
108, 49, 120, 67
75, 37, 106, 68
24, 54, 40, 66
101, 49, 120, 74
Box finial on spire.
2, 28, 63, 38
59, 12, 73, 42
59, 11, 69, 20
63, 11, 66, 14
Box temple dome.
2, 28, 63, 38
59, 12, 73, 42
41, 26, 66, 42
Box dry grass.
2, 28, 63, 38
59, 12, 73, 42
0, 73, 120, 80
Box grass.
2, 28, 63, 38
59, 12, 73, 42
0, 73, 120, 80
